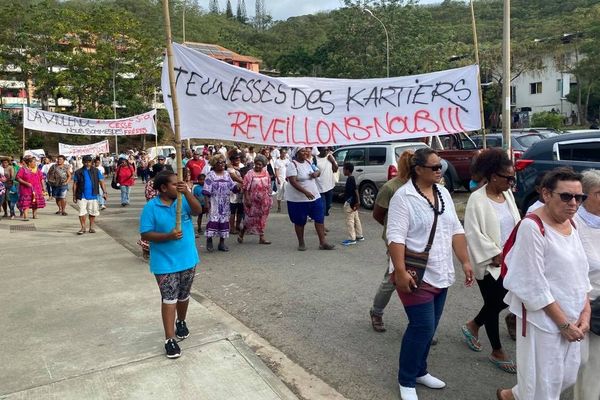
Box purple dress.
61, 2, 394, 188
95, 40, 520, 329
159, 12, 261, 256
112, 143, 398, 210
203, 170, 238, 238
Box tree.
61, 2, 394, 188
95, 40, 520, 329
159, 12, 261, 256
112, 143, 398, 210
236, 0, 247, 24
208, 0, 219, 14
0, 119, 19, 155
225, 0, 233, 19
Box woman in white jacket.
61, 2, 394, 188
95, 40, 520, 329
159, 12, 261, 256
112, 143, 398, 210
462, 149, 520, 373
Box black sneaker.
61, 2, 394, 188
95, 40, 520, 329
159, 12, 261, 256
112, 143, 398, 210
165, 338, 181, 358
176, 320, 189, 339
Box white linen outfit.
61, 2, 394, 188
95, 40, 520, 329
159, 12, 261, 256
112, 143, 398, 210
503, 218, 591, 400
574, 207, 600, 400
274, 158, 289, 201
464, 185, 521, 280
386, 181, 464, 288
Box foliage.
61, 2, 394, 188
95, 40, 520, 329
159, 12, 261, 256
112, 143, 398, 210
531, 111, 564, 130
0, 119, 19, 155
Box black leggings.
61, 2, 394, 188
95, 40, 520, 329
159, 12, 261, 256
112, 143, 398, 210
473, 274, 508, 350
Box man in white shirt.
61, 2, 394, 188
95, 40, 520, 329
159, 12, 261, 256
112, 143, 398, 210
315, 147, 338, 219
274, 148, 290, 213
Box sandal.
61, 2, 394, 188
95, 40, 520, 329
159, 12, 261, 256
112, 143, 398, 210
319, 243, 335, 250
297, 244, 306, 251
489, 355, 517, 374
77, 229, 86, 235
259, 239, 271, 245
206, 239, 214, 252
369, 310, 386, 333
237, 235, 244, 244
88, 228, 96, 233
461, 325, 482, 352
55, 211, 61, 215
61, 211, 68, 216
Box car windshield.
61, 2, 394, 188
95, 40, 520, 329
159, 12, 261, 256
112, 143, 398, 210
515, 134, 543, 148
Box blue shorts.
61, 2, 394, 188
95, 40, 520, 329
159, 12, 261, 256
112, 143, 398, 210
51, 185, 69, 199
287, 199, 324, 226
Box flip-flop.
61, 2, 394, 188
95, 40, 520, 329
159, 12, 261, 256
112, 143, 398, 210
55, 211, 61, 214
461, 325, 482, 352
259, 240, 271, 245
77, 229, 86, 235
88, 228, 96, 233
319, 243, 335, 250
237, 235, 243, 244
489, 355, 517, 374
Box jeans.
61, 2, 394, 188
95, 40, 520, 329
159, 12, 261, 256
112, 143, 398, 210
473, 274, 508, 350
120, 185, 131, 205
320, 189, 334, 216
398, 287, 448, 387
371, 266, 395, 317
97, 187, 105, 207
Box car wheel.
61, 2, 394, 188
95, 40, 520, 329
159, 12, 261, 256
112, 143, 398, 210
360, 182, 377, 210
443, 172, 454, 193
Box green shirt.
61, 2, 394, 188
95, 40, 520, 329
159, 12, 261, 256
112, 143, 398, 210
375, 177, 406, 243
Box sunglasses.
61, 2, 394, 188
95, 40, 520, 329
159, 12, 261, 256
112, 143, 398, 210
496, 173, 516, 183
215, 160, 225, 164
552, 192, 588, 203
420, 164, 443, 172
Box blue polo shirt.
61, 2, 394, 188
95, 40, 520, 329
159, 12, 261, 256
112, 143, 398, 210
139, 196, 199, 274
73, 168, 104, 200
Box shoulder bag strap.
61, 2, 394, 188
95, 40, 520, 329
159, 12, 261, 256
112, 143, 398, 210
423, 193, 440, 253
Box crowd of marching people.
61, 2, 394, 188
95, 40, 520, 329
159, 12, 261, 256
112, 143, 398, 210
2, 142, 598, 400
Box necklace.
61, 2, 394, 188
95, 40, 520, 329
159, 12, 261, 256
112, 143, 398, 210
413, 179, 445, 215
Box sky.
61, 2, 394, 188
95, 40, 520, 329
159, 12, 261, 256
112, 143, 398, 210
197, 0, 443, 22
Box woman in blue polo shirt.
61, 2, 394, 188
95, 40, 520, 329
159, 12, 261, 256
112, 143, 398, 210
139, 171, 203, 359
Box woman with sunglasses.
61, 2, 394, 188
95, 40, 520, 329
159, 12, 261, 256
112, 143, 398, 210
497, 167, 591, 400
202, 154, 239, 252
462, 148, 520, 374
387, 148, 473, 400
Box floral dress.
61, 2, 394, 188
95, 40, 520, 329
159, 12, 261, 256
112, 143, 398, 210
203, 170, 238, 238
242, 169, 273, 235
16, 167, 46, 210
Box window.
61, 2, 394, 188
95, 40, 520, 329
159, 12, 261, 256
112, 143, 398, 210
334, 149, 348, 164
530, 82, 543, 94
558, 141, 600, 162
367, 147, 386, 165
510, 86, 517, 104
345, 148, 366, 166
556, 79, 562, 93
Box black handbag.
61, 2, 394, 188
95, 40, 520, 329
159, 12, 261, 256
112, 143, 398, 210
591, 296, 600, 336
111, 174, 120, 190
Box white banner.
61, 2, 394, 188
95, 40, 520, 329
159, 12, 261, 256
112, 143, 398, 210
58, 140, 110, 157
161, 43, 482, 146
23, 107, 157, 136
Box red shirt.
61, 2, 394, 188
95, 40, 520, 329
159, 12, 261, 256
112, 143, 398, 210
116, 164, 136, 186
186, 158, 206, 182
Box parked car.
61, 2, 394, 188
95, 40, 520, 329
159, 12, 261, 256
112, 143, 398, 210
416, 132, 480, 192
471, 132, 545, 159
146, 145, 176, 160
513, 132, 600, 214
332, 142, 428, 209
512, 127, 562, 138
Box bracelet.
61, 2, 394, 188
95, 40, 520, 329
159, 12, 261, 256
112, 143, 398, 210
558, 322, 570, 331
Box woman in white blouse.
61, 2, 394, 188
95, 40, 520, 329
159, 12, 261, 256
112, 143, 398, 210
497, 167, 591, 400
574, 169, 600, 400
462, 149, 520, 373
387, 148, 474, 400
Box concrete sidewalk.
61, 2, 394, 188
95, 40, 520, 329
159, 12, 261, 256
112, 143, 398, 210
0, 206, 298, 400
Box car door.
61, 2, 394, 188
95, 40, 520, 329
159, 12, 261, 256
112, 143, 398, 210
345, 147, 367, 186
364, 146, 387, 188
333, 148, 349, 193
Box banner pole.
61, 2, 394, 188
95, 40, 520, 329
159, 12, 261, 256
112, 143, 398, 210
22, 105, 26, 153
502, 0, 512, 159
162, 0, 183, 231
470, 0, 486, 149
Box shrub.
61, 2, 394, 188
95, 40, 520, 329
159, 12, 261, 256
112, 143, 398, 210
531, 111, 564, 130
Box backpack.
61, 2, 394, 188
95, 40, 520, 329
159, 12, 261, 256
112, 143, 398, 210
501, 213, 575, 337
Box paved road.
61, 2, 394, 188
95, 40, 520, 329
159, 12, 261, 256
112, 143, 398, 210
93, 181, 573, 400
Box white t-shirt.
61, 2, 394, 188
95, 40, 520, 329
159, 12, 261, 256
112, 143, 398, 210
575, 211, 600, 300
42, 163, 54, 178
488, 199, 514, 247
96, 165, 106, 175
274, 158, 289, 180
284, 160, 321, 202
526, 200, 544, 214
228, 165, 244, 203
271, 148, 280, 160
315, 155, 336, 193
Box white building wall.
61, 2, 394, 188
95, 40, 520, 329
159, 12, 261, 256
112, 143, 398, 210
511, 55, 576, 117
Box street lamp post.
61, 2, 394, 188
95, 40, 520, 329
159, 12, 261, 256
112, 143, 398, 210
363, 8, 390, 78
112, 67, 118, 154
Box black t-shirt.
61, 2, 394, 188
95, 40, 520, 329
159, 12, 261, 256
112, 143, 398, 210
344, 175, 357, 205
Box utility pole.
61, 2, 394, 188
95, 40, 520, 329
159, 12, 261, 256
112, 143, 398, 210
502, 0, 512, 157
470, 0, 486, 149
112, 67, 118, 154
182, 0, 186, 43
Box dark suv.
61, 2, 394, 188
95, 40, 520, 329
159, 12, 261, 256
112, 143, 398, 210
514, 132, 600, 214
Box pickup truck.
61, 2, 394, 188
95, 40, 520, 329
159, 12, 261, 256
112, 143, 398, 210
407, 132, 480, 192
